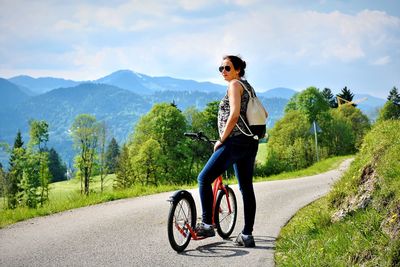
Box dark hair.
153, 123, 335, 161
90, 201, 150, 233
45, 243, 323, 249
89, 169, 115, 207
223, 55, 246, 77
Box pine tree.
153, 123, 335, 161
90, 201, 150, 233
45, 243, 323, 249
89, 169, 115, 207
322, 88, 338, 108
7, 130, 25, 208
105, 138, 120, 174
388, 86, 400, 105
48, 148, 67, 182
337, 86, 355, 106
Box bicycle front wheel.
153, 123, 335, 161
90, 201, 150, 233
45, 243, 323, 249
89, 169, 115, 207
215, 186, 237, 239
167, 190, 196, 252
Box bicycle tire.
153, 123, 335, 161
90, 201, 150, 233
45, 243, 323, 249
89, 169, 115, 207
215, 186, 237, 239
167, 190, 196, 252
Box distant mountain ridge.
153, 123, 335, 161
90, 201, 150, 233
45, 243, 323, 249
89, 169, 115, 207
9, 75, 80, 95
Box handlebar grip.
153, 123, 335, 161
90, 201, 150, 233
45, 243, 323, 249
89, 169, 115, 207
184, 132, 198, 137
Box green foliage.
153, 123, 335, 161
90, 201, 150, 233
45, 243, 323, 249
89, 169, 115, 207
264, 86, 370, 176
332, 105, 371, 149
264, 110, 314, 174
129, 103, 190, 184
114, 144, 133, 189
285, 87, 330, 123
18, 152, 50, 208
318, 110, 356, 155
70, 114, 100, 195
378, 100, 400, 121
6, 131, 25, 208
276, 120, 400, 266
131, 139, 163, 186
337, 86, 355, 105
105, 137, 120, 174
0, 163, 5, 198
48, 148, 67, 182
28, 120, 49, 151
183, 103, 218, 177
387, 86, 400, 104
322, 87, 338, 108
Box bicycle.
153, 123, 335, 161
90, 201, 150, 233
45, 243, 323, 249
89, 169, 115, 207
167, 132, 238, 252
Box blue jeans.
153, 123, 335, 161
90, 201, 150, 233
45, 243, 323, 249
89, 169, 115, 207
197, 135, 258, 235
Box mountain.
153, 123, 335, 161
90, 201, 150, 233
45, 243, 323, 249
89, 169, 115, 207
0, 78, 29, 108
95, 70, 153, 95
354, 94, 386, 122
95, 70, 225, 95
9, 75, 80, 94
0, 83, 152, 163
259, 87, 298, 99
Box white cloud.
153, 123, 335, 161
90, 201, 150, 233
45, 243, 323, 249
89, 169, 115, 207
0, 1, 399, 98
372, 56, 391, 65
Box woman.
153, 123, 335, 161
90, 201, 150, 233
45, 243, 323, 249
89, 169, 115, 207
196, 55, 268, 247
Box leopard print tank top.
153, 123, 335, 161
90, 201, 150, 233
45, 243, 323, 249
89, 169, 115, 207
217, 79, 254, 137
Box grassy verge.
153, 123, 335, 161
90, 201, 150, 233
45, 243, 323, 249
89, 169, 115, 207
0, 153, 352, 229
275, 120, 400, 266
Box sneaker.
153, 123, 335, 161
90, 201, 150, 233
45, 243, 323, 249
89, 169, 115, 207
195, 223, 215, 237
234, 233, 255, 247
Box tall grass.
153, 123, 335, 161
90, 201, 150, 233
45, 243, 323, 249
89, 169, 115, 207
275, 120, 400, 266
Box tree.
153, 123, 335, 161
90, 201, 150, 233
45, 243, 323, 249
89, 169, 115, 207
285, 87, 330, 123
337, 86, 355, 106
201, 101, 220, 140
48, 148, 67, 182
183, 107, 214, 178
322, 88, 338, 108
318, 111, 356, 155
265, 110, 314, 174
105, 137, 120, 174
6, 131, 25, 208
387, 86, 400, 105
70, 114, 100, 195
333, 105, 370, 149
130, 103, 189, 184
28, 120, 49, 152
378, 100, 400, 121
98, 121, 107, 192
131, 139, 163, 186
0, 163, 6, 207
114, 144, 132, 189
27, 120, 51, 205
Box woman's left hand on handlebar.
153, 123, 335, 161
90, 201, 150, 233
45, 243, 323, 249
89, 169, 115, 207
214, 140, 224, 151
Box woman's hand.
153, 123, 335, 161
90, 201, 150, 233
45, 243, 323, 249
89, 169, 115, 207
214, 140, 224, 151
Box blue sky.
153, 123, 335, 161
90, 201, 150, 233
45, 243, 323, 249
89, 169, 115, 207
0, 0, 399, 99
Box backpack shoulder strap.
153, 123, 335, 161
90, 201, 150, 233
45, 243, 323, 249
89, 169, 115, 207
238, 80, 255, 97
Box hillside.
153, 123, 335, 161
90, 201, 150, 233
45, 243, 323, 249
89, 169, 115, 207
276, 120, 400, 266
9, 75, 80, 95
0, 78, 29, 108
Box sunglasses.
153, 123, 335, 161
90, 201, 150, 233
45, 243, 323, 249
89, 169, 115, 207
219, 65, 231, 72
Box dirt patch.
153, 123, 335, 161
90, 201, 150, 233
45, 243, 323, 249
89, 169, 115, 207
382, 203, 400, 239
331, 164, 377, 222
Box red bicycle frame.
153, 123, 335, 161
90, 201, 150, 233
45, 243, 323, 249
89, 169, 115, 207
178, 174, 233, 241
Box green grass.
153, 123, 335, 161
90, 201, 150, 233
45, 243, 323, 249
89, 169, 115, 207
275, 120, 400, 266
256, 142, 268, 164
0, 151, 352, 229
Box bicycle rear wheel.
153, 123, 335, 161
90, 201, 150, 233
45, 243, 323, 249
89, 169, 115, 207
215, 186, 237, 239
167, 190, 196, 252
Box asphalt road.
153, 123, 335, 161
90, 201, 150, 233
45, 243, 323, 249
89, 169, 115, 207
0, 159, 352, 267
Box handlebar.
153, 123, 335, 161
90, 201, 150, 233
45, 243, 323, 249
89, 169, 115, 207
184, 132, 217, 144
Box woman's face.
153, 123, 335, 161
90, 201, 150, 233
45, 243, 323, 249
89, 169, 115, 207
220, 59, 240, 82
